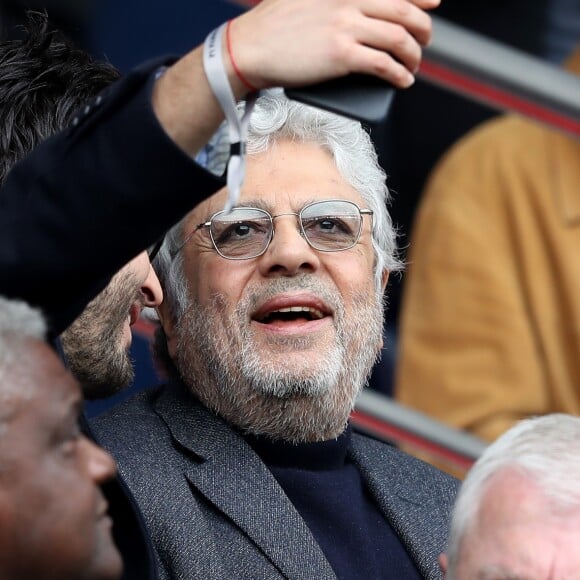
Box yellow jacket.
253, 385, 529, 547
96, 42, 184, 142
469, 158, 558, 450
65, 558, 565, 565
396, 51, 580, 443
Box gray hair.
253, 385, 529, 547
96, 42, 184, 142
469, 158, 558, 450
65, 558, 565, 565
446, 414, 580, 576
0, 297, 47, 411
0, 296, 46, 357
154, 92, 402, 319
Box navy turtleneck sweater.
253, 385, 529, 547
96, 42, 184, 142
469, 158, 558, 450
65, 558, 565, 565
244, 426, 422, 579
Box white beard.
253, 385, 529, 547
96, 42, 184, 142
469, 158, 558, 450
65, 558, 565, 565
175, 275, 384, 442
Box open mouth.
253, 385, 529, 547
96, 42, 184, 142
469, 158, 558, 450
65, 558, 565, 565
251, 294, 332, 329
255, 306, 325, 324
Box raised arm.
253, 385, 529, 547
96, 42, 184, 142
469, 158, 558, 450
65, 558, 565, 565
0, 0, 439, 335
154, 0, 439, 155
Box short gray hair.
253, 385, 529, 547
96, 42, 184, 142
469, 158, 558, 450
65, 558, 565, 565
0, 297, 47, 418
154, 92, 402, 319
0, 297, 46, 362
446, 414, 580, 576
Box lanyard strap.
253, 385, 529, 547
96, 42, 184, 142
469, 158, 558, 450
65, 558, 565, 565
203, 22, 258, 212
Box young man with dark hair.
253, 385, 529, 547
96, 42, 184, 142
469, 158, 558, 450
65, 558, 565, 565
0, 13, 163, 399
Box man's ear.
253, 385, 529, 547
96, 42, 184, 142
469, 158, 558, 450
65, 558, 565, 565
439, 553, 448, 578
156, 302, 177, 360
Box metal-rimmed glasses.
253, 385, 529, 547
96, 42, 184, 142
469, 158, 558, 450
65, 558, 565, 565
176, 199, 373, 260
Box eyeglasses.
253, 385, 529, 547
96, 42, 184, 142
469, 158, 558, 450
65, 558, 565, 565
177, 199, 373, 260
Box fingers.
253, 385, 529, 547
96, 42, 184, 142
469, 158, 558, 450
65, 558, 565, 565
361, 0, 435, 46
229, 0, 437, 91
407, 0, 441, 9
345, 0, 438, 83
347, 43, 416, 87
153, 0, 439, 156
354, 18, 422, 76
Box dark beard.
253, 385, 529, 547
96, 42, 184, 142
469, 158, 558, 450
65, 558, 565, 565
61, 271, 140, 399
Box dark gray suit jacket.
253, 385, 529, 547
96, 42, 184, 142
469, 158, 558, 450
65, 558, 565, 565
93, 382, 458, 580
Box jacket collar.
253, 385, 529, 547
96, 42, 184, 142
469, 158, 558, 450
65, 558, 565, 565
153, 382, 336, 580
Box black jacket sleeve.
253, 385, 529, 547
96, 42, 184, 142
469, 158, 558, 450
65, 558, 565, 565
0, 56, 223, 337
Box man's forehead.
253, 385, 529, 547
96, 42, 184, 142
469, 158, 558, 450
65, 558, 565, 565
195, 186, 228, 217
480, 469, 549, 524
463, 471, 580, 580
190, 140, 360, 221
23, 339, 82, 404
0, 338, 81, 431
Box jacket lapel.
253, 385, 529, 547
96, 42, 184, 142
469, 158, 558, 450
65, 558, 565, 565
349, 434, 457, 580
154, 383, 336, 580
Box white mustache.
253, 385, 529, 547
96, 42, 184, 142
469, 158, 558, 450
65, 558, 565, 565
242, 275, 343, 315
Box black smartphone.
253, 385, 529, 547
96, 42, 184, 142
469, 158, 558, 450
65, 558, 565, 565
284, 74, 396, 124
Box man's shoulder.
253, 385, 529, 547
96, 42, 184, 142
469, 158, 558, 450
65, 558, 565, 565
90, 385, 169, 449
90, 382, 233, 464
94, 385, 163, 421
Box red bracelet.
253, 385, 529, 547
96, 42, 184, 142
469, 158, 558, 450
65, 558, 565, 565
226, 19, 258, 93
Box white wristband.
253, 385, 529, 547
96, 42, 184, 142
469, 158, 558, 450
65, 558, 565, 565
203, 23, 258, 212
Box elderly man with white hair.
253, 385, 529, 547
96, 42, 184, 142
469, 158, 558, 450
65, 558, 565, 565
93, 91, 459, 580
441, 413, 580, 579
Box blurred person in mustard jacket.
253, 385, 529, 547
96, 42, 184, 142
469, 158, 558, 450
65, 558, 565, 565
396, 49, 580, 445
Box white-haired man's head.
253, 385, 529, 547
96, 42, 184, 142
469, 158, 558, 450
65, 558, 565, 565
150, 93, 400, 443
443, 414, 580, 579
153, 91, 402, 321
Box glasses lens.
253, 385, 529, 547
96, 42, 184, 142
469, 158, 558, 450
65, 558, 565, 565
210, 208, 272, 259
300, 201, 362, 251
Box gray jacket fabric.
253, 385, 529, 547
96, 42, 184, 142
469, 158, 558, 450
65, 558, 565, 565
92, 382, 458, 580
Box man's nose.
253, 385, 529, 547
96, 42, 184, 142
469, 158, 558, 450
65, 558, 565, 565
141, 265, 163, 307
257, 216, 321, 276
82, 436, 117, 484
